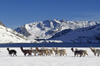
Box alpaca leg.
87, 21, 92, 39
97, 53, 99, 57
76, 53, 78, 57
85, 51, 88, 56
65, 53, 67, 56
15, 54, 17, 56
28, 53, 31, 56
80, 54, 82, 57
34, 52, 36, 56
14, 53, 17, 56
24, 53, 26, 56
94, 52, 96, 56
63, 54, 64, 56
83, 53, 85, 57
74, 53, 76, 57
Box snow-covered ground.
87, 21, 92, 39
0, 47, 100, 66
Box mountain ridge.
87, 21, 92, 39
15, 19, 100, 43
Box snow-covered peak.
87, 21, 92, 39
15, 20, 100, 43
0, 24, 33, 43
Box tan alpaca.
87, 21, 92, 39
52, 47, 67, 56
56, 47, 67, 56
41, 47, 53, 56
75, 48, 88, 57
52, 47, 59, 56
90, 47, 100, 57
36, 47, 49, 56
90, 47, 96, 56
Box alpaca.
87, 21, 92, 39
56, 47, 67, 56
7, 48, 17, 56
20, 47, 32, 56
31, 47, 38, 56
52, 47, 59, 56
71, 48, 83, 57
75, 48, 88, 57
90, 47, 100, 56
41, 47, 53, 56
36, 47, 49, 56
52, 47, 67, 56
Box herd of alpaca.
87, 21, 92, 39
6, 47, 100, 57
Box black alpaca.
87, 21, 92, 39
7, 48, 17, 56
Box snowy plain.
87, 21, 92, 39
0, 47, 100, 66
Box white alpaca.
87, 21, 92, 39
52, 47, 67, 56
90, 47, 100, 56
31, 47, 38, 56
94, 48, 100, 57
41, 47, 52, 56
56, 47, 67, 56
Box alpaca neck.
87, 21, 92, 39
20, 47, 24, 51
36, 47, 39, 51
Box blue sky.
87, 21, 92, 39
0, 0, 100, 29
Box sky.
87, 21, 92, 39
0, 0, 100, 29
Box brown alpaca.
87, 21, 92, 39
20, 47, 32, 56
7, 48, 17, 56
71, 48, 83, 57
75, 48, 88, 57
36, 47, 49, 56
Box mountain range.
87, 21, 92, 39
15, 19, 100, 43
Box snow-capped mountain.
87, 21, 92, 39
15, 19, 100, 43
50, 24, 100, 43
0, 21, 32, 43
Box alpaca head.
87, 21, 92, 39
90, 47, 93, 50
7, 48, 9, 51
71, 48, 74, 52
31, 47, 33, 50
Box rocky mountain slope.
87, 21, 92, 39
15, 19, 100, 43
